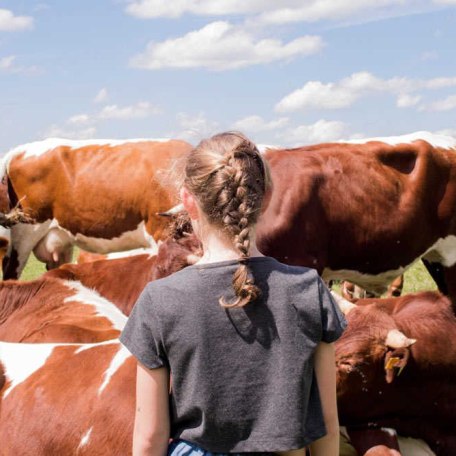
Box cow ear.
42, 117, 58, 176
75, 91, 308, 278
384, 347, 411, 384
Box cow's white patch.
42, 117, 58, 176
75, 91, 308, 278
77, 427, 93, 450
8, 219, 53, 277
73, 220, 157, 254
257, 144, 278, 154
142, 222, 158, 253
343, 131, 456, 150
323, 264, 410, 295
324, 234, 456, 293
104, 247, 156, 260
73, 339, 120, 354
3, 137, 171, 169
98, 345, 130, 396
423, 235, 456, 267
0, 342, 55, 397
63, 281, 128, 331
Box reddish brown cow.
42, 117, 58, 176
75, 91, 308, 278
1, 138, 192, 278
0, 276, 126, 343
256, 132, 456, 306
334, 291, 456, 456
76, 248, 154, 264
45, 233, 201, 315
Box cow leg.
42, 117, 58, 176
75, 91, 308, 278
442, 264, 456, 314
2, 221, 52, 279
386, 275, 404, 298
421, 259, 448, 294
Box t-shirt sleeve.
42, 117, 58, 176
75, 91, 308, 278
317, 277, 348, 343
119, 286, 168, 369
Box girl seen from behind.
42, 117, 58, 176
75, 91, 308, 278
120, 132, 347, 455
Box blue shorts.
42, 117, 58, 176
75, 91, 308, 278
168, 439, 275, 455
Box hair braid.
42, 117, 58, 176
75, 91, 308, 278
183, 132, 272, 308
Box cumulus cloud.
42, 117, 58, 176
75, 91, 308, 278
68, 101, 160, 124
125, 0, 446, 25
436, 128, 456, 136
94, 88, 108, 104
44, 101, 160, 140
43, 124, 97, 140
126, 0, 266, 18
396, 93, 421, 108
98, 102, 159, 120
0, 8, 34, 31
0, 55, 41, 75
130, 21, 323, 71
275, 71, 456, 112
67, 114, 91, 125
173, 112, 219, 142
232, 115, 289, 133
280, 119, 349, 145
426, 94, 456, 111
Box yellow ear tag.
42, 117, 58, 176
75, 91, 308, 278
385, 357, 401, 370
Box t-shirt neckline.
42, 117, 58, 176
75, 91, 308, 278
189, 256, 276, 270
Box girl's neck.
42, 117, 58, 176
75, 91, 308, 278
195, 228, 264, 265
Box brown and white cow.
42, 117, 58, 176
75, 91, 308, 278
0, 276, 126, 343
0, 137, 193, 278
45, 233, 202, 315
0, 340, 135, 455
334, 291, 456, 456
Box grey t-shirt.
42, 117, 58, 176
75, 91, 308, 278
120, 256, 347, 453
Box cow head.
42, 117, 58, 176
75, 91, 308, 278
152, 233, 202, 280
333, 293, 416, 397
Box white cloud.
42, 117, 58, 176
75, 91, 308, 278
44, 101, 160, 140
67, 114, 91, 125
275, 71, 456, 113
68, 101, 159, 124
43, 124, 97, 140
130, 21, 323, 71
256, 0, 405, 25
280, 119, 349, 145
426, 94, 456, 111
174, 112, 219, 142
0, 55, 15, 70
0, 55, 41, 75
0, 8, 34, 31
232, 115, 289, 133
435, 128, 456, 136
98, 101, 159, 119
396, 93, 421, 108
94, 88, 108, 104
125, 0, 448, 25
126, 0, 282, 19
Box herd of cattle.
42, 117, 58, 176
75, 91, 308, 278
0, 132, 455, 455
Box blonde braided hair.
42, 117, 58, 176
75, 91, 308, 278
184, 132, 271, 308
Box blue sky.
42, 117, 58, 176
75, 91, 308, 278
1, 0, 456, 153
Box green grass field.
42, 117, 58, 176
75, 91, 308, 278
18, 250, 438, 295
